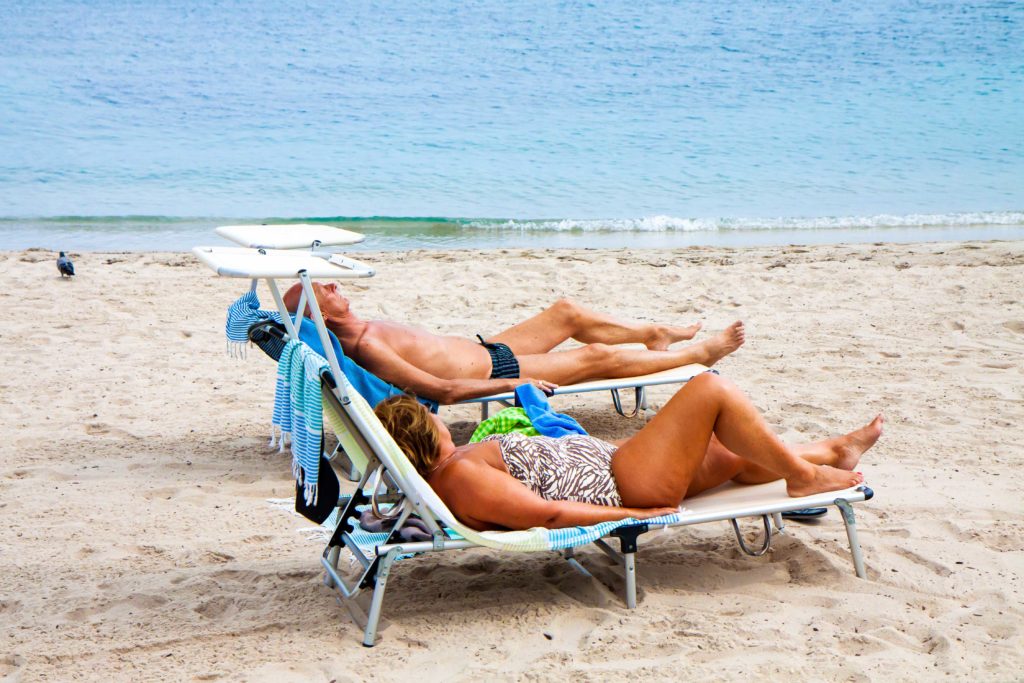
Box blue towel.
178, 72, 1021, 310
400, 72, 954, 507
275, 339, 328, 505
293, 317, 436, 411
514, 384, 588, 438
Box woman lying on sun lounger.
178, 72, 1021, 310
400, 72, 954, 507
375, 372, 883, 531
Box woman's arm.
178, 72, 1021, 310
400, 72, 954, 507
444, 459, 677, 530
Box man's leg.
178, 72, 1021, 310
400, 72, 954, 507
486, 298, 702, 356
515, 322, 745, 384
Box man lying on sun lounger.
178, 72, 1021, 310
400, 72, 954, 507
283, 281, 745, 403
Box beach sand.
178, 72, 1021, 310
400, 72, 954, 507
1, 241, 1022, 681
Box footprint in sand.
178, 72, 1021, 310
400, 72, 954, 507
84, 422, 139, 440
1002, 320, 1024, 335
0, 654, 25, 679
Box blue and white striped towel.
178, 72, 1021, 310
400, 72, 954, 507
225, 289, 282, 358
274, 339, 328, 506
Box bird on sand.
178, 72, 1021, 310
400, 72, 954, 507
57, 251, 75, 278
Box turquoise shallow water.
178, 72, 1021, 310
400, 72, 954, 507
1, 1, 1021, 250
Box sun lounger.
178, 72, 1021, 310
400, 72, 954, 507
313, 349, 874, 646
195, 246, 876, 647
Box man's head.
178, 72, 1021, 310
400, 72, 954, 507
282, 281, 350, 319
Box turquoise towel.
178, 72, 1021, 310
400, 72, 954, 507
275, 339, 328, 506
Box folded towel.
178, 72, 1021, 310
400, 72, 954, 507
225, 289, 282, 358
274, 339, 328, 506
469, 407, 540, 442
514, 383, 588, 438
358, 509, 433, 542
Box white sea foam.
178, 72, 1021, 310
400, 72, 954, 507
469, 211, 1024, 233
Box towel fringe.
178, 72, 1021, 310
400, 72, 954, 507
226, 340, 250, 359
290, 455, 318, 506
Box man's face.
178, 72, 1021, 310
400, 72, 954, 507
316, 282, 350, 316
283, 281, 350, 317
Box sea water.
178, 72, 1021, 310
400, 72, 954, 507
0, 0, 1021, 251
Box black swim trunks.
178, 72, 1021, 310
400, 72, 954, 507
476, 335, 520, 379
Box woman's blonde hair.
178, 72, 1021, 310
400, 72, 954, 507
374, 395, 442, 478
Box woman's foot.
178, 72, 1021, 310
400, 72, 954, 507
645, 321, 703, 350
786, 464, 864, 498
832, 414, 884, 470
695, 321, 745, 366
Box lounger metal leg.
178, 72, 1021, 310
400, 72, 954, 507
562, 548, 593, 577
324, 546, 341, 588
624, 552, 637, 609
730, 515, 773, 556
835, 499, 866, 579
609, 387, 648, 418
481, 402, 489, 420
363, 548, 399, 647
772, 512, 785, 535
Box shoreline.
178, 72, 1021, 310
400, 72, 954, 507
2, 215, 1023, 252
2, 240, 1022, 680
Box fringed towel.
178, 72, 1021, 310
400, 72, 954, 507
225, 289, 282, 358
274, 339, 328, 506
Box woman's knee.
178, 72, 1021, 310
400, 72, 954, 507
683, 371, 736, 399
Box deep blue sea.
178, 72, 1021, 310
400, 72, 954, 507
1, 0, 1022, 251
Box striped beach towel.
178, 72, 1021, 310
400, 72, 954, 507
274, 339, 328, 506
225, 289, 282, 358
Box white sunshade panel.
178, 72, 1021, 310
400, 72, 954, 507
215, 224, 366, 249
192, 246, 376, 279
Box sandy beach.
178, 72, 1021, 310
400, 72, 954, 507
1, 240, 1022, 681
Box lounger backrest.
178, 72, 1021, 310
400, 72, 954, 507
320, 376, 375, 479
328, 367, 556, 551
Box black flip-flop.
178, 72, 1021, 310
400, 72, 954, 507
781, 507, 828, 520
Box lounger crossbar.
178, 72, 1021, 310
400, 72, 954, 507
460, 366, 711, 419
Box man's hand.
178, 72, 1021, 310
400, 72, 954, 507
519, 378, 559, 396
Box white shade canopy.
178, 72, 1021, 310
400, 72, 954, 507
215, 224, 366, 249
192, 246, 376, 279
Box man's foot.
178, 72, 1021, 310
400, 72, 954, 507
830, 415, 884, 470
695, 321, 745, 366
786, 464, 864, 498
645, 322, 703, 350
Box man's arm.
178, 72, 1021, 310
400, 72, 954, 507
446, 460, 678, 530
356, 337, 530, 403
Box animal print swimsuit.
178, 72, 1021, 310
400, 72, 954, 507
482, 432, 623, 506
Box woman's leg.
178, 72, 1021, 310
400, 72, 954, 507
684, 416, 883, 497
611, 373, 864, 507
